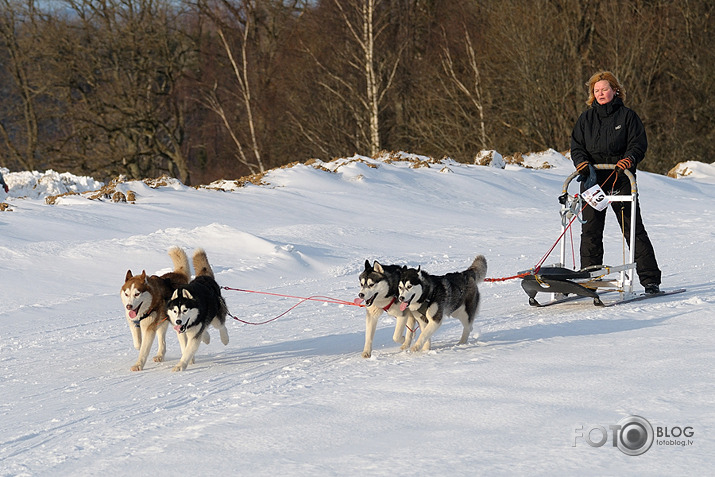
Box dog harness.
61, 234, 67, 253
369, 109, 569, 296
383, 297, 396, 311
132, 303, 158, 328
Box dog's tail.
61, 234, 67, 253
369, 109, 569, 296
468, 255, 488, 283
168, 246, 191, 281
193, 248, 215, 278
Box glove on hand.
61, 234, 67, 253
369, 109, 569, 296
615, 158, 633, 172
2, 184, 8, 193
576, 161, 590, 179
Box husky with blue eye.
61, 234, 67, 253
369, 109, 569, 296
166, 249, 229, 372
398, 255, 487, 352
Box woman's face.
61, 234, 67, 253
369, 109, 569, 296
593, 79, 616, 105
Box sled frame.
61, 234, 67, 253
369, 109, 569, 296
554, 165, 637, 300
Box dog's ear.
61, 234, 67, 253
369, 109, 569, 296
171, 289, 179, 300
140, 270, 147, 283
373, 261, 384, 274
364, 259, 371, 271
125, 270, 133, 281
181, 289, 194, 300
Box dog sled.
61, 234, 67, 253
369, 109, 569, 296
519, 165, 683, 307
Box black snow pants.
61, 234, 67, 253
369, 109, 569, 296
580, 174, 661, 287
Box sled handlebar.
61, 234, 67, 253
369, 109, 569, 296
562, 164, 637, 195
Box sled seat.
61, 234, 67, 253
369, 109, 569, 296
530, 266, 592, 281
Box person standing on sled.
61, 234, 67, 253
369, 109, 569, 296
570, 71, 662, 294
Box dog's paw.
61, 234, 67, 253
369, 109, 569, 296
153, 355, 164, 363
130, 364, 143, 371
393, 335, 405, 345
411, 341, 430, 352
172, 363, 186, 372
361, 350, 372, 358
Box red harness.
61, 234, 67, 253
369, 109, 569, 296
383, 297, 396, 311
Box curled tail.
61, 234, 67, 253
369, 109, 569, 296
168, 246, 190, 281
193, 248, 214, 278
468, 255, 488, 283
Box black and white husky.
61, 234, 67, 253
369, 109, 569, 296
356, 260, 418, 358
166, 249, 229, 371
398, 255, 487, 352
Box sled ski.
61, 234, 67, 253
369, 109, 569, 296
603, 288, 686, 307
526, 288, 686, 308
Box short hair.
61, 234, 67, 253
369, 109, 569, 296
586, 71, 626, 106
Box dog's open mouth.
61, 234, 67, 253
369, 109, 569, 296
173, 324, 187, 334
354, 293, 377, 307
399, 296, 412, 311
127, 301, 143, 319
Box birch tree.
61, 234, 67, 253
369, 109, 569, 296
301, 0, 401, 158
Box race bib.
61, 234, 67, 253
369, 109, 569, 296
582, 184, 609, 211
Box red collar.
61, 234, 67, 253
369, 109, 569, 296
383, 297, 396, 311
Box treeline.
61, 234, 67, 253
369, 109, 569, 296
1, 0, 712, 184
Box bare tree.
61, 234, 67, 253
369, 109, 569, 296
194, 0, 309, 177
0, 0, 53, 171
480, 0, 598, 153
198, 0, 266, 174
53, 0, 197, 182
440, 25, 488, 150
298, 0, 401, 158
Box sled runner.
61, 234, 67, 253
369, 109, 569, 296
520, 165, 673, 307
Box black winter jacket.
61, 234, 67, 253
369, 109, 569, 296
570, 97, 647, 177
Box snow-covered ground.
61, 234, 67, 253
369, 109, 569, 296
1, 150, 713, 475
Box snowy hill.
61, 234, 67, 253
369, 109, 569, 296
1, 151, 713, 475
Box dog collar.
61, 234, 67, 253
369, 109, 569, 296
132, 312, 150, 327
383, 297, 396, 311
132, 304, 157, 327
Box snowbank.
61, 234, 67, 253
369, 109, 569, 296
6, 151, 713, 203
667, 160, 715, 184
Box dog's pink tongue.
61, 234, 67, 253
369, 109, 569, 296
354, 297, 364, 305
399, 301, 408, 311
128, 310, 137, 319
173, 325, 182, 332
